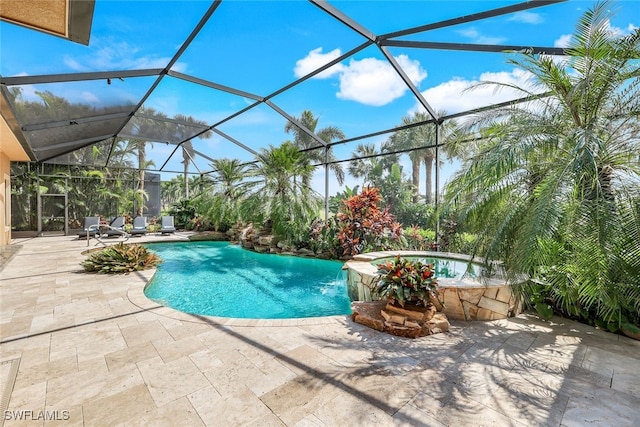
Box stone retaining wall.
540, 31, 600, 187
344, 251, 523, 321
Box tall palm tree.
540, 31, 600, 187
445, 1, 640, 325
421, 114, 461, 205
174, 114, 213, 199
388, 112, 431, 203
284, 110, 346, 185
245, 141, 321, 243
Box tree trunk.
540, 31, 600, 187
412, 158, 420, 203
424, 157, 433, 205
184, 165, 189, 199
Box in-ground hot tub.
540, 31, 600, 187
344, 251, 522, 321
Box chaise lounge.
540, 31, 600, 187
77, 216, 100, 238
129, 216, 147, 236
105, 216, 127, 238
160, 216, 176, 234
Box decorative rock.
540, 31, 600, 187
384, 322, 422, 339
478, 296, 510, 316
188, 231, 228, 241
257, 236, 271, 246
442, 289, 466, 320
295, 248, 315, 257
351, 301, 450, 339
385, 302, 435, 322
457, 288, 484, 305
496, 286, 513, 303
352, 313, 384, 331
380, 310, 407, 325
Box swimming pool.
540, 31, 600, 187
143, 241, 351, 319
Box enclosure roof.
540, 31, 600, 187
1, 0, 638, 184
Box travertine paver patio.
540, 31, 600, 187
1, 235, 639, 426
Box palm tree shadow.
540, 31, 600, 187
304, 313, 592, 426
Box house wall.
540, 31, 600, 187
1, 114, 30, 245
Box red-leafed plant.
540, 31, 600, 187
335, 186, 403, 257
373, 255, 438, 307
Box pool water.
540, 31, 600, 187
373, 256, 482, 279
144, 241, 352, 319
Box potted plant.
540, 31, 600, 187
373, 255, 439, 308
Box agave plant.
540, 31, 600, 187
82, 243, 162, 274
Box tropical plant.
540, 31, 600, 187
373, 255, 439, 307
244, 141, 321, 244
208, 158, 251, 229
403, 225, 436, 251
445, 1, 640, 329
329, 185, 361, 215
82, 243, 161, 274
347, 142, 397, 186
284, 110, 346, 185
388, 114, 429, 203
335, 186, 403, 256
168, 199, 197, 228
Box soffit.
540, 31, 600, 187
0, 0, 95, 45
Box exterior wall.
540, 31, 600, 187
0, 151, 10, 245
1, 114, 31, 245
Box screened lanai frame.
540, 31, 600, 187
1, 0, 570, 228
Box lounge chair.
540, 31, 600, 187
77, 216, 100, 238
160, 216, 176, 234
105, 216, 127, 237
129, 216, 147, 236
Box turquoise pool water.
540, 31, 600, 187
372, 256, 482, 279
144, 241, 351, 319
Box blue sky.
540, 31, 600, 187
2, 0, 639, 197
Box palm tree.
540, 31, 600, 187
174, 114, 213, 199
208, 158, 251, 228
284, 110, 346, 185
445, 1, 640, 326
348, 141, 397, 186
245, 142, 321, 243
388, 112, 431, 203
123, 108, 169, 216
210, 158, 250, 200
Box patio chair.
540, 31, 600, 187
105, 216, 127, 237
129, 216, 147, 236
77, 216, 100, 238
160, 215, 176, 234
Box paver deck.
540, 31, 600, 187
1, 235, 639, 426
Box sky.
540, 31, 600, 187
1, 0, 639, 197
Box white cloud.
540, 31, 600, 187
336, 55, 426, 106
629, 23, 639, 32
457, 27, 506, 45
294, 47, 344, 79
554, 34, 572, 48
508, 11, 543, 24
81, 91, 100, 104
410, 68, 537, 116
294, 48, 427, 107
62, 37, 184, 73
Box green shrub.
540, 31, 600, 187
82, 243, 162, 274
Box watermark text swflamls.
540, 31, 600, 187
4, 410, 70, 421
